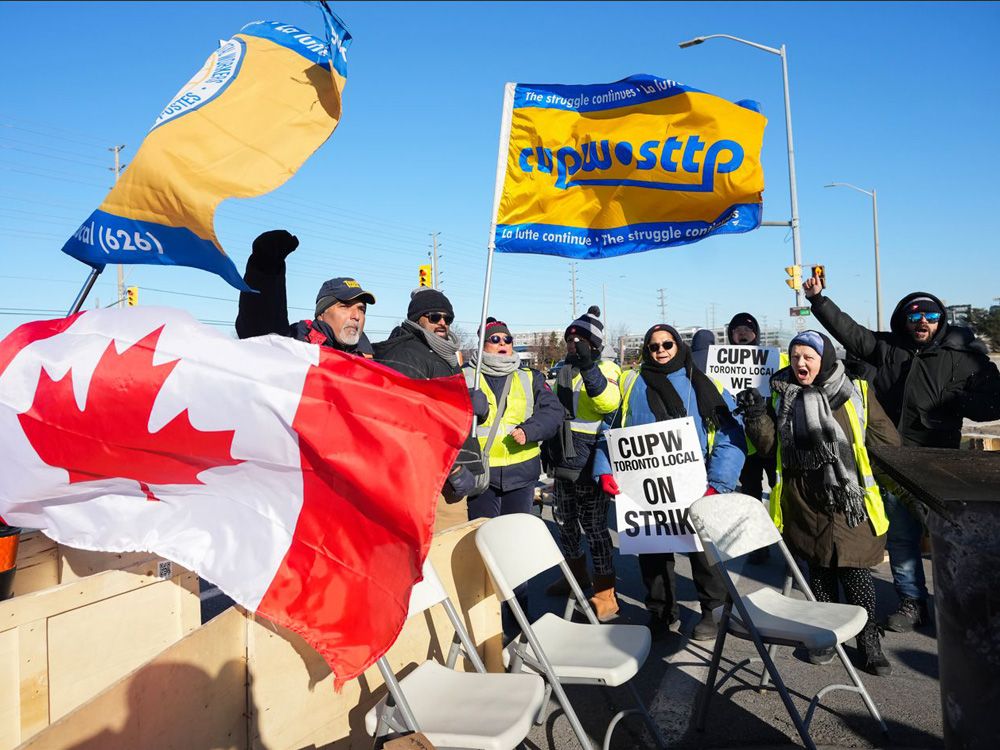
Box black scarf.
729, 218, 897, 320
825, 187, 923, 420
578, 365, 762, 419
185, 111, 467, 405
638, 324, 732, 430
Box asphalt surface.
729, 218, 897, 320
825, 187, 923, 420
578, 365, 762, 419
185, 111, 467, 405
519, 495, 943, 750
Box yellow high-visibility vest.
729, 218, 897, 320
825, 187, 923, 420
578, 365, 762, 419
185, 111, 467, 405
464, 369, 539, 467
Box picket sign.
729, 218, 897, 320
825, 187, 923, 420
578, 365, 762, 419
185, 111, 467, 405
706, 344, 780, 396
609, 417, 707, 554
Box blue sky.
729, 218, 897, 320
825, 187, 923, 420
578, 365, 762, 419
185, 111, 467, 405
2, 1, 998, 343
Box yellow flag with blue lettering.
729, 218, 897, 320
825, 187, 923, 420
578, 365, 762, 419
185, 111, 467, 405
492, 76, 766, 259
61, 12, 351, 291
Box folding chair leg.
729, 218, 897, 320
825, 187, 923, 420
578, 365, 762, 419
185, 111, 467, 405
696, 607, 730, 731
834, 643, 890, 737
751, 633, 818, 750
628, 681, 666, 749
758, 643, 779, 690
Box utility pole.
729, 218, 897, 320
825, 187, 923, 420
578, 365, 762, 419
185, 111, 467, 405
602, 283, 608, 333
657, 288, 667, 321
709, 302, 718, 331
110, 145, 126, 307
429, 232, 440, 288
569, 262, 578, 318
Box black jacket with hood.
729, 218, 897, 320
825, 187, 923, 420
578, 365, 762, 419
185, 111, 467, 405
809, 291, 1000, 448
374, 325, 485, 499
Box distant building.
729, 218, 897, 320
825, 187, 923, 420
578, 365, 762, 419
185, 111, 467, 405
946, 304, 972, 326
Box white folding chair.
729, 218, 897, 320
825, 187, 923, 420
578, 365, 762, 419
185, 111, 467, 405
688, 493, 889, 750
475, 513, 665, 750
365, 559, 546, 750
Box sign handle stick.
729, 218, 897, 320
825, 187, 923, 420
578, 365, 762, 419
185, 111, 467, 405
471, 82, 516, 431
67, 267, 102, 315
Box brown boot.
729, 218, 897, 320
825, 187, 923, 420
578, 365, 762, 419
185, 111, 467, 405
546, 555, 591, 596
589, 573, 620, 622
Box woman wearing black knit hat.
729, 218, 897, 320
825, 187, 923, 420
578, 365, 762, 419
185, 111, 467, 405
739, 330, 900, 676
542, 305, 624, 621
593, 323, 746, 640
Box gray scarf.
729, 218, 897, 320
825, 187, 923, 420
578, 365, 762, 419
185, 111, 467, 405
466, 348, 520, 377
770, 362, 868, 527
402, 319, 460, 368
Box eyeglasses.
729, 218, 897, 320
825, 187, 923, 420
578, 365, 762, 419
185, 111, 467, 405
647, 341, 676, 353
487, 334, 514, 344
906, 312, 942, 323
424, 312, 454, 325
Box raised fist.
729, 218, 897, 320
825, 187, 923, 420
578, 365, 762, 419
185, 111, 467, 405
251, 229, 299, 269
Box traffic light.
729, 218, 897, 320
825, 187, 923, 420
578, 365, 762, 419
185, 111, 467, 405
784, 265, 802, 290
418, 264, 432, 288
126, 286, 138, 306
811, 264, 826, 289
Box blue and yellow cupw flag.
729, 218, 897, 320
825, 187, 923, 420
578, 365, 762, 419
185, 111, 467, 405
61, 14, 351, 291
493, 75, 767, 259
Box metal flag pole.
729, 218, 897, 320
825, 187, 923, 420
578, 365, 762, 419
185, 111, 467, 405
67, 267, 102, 315
472, 82, 516, 410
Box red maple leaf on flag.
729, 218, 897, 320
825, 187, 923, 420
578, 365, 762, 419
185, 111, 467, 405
17, 326, 242, 501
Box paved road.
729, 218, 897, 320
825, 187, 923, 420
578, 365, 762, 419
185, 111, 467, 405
521, 496, 943, 750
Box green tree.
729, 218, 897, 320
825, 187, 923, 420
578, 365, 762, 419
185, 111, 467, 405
968, 307, 1000, 352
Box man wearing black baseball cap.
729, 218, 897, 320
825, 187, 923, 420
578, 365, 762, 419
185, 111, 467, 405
236, 229, 376, 356
805, 279, 1000, 632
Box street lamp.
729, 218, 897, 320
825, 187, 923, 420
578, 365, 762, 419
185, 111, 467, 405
826, 182, 883, 330
678, 34, 804, 307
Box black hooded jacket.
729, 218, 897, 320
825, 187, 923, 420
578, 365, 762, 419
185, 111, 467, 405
809, 290, 1000, 448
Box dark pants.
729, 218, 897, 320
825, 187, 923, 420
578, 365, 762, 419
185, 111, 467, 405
466, 484, 535, 521
639, 551, 727, 623
466, 484, 535, 638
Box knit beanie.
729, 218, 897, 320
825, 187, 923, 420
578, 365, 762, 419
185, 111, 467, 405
407, 288, 455, 322
904, 296, 944, 316
564, 305, 604, 350
789, 330, 838, 383
726, 312, 760, 344
481, 317, 512, 338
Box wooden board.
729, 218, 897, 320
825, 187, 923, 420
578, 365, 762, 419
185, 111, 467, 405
14, 607, 248, 750
0, 561, 199, 749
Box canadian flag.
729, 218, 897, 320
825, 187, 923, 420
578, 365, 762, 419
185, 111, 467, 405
0, 308, 471, 686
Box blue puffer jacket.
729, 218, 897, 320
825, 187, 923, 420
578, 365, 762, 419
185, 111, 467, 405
592, 370, 746, 493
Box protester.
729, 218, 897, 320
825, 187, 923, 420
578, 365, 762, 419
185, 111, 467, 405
374, 288, 485, 517
805, 280, 1000, 631
236, 230, 375, 356
724, 312, 779, 564
595, 323, 746, 640
542, 306, 623, 621
739, 330, 899, 676
463, 317, 562, 520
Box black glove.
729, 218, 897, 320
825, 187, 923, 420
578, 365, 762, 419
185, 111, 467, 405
251, 230, 299, 273
573, 339, 596, 371
470, 388, 490, 423
735, 388, 766, 419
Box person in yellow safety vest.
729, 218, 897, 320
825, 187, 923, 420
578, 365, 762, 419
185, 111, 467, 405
463, 317, 563, 641
725, 312, 784, 565
594, 323, 746, 641
463, 318, 563, 520
738, 330, 900, 678
541, 305, 622, 621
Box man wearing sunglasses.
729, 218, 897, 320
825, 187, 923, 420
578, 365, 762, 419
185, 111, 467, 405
236, 229, 375, 356
374, 288, 487, 519
806, 280, 1000, 632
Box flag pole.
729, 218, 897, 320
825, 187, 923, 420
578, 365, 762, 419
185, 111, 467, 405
67, 267, 102, 315
472, 82, 517, 415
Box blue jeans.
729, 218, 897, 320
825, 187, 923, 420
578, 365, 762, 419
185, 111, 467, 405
884, 491, 928, 602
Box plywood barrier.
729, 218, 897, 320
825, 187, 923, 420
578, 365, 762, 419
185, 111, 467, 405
1, 559, 200, 749
15, 607, 247, 750
16, 519, 503, 750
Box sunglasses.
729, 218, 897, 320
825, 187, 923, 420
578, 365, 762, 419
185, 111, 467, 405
424, 312, 454, 325
906, 312, 942, 323
488, 334, 514, 345
647, 341, 676, 353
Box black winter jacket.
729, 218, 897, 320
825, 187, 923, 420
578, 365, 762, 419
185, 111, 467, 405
374, 325, 485, 499
810, 291, 1000, 448
235, 255, 373, 355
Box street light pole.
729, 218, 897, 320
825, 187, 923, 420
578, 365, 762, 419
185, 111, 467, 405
825, 182, 882, 330
679, 34, 804, 307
